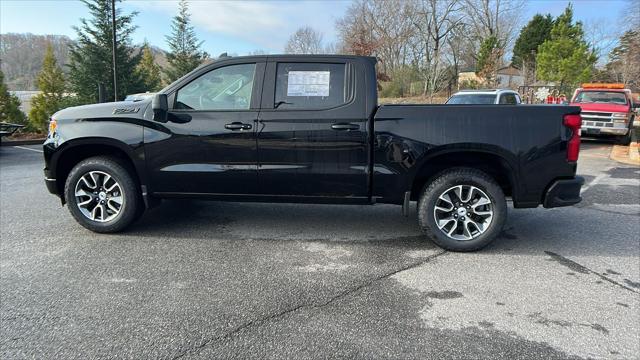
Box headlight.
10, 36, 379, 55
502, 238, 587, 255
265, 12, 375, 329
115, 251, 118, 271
48, 118, 57, 135
612, 112, 628, 118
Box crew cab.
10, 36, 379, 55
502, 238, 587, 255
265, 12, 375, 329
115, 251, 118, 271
571, 83, 637, 144
446, 89, 522, 104
43, 55, 583, 251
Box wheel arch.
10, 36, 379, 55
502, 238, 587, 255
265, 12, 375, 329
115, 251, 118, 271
410, 147, 518, 202
51, 138, 146, 203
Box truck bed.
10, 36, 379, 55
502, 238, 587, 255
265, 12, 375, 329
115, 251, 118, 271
371, 104, 581, 207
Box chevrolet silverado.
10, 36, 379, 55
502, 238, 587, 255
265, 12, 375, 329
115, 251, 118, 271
44, 55, 584, 251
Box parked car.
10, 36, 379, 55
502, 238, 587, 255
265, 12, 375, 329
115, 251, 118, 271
446, 89, 522, 105
0, 122, 24, 141
570, 83, 637, 144
43, 55, 583, 251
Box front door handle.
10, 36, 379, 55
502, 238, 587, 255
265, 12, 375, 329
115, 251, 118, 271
331, 123, 359, 131
225, 122, 252, 131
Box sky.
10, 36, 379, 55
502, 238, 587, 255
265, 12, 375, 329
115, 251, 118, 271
0, 0, 630, 56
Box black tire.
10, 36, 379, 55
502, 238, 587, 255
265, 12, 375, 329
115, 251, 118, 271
418, 167, 507, 252
64, 156, 141, 233
615, 132, 631, 145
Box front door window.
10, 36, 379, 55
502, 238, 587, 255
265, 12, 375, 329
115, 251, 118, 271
175, 63, 256, 110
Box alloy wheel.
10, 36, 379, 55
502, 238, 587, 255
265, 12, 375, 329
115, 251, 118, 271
74, 171, 124, 222
433, 184, 494, 241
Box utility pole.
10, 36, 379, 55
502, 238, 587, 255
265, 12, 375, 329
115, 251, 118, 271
111, 0, 118, 101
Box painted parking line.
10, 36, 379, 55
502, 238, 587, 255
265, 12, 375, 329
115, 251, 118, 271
580, 168, 611, 194
13, 146, 43, 153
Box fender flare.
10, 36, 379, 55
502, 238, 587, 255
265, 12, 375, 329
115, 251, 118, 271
409, 144, 520, 196
50, 137, 149, 193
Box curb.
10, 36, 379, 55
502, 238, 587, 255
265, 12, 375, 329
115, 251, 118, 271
629, 131, 639, 162
0, 139, 46, 146
610, 129, 639, 166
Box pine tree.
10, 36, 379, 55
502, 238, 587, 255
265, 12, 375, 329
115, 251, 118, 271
67, 0, 145, 103
536, 5, 597, 89
512, 14, 554, 68
29, 44, 66, 132
136, 42, 162, 91
475, 36, 502, 86
0, 69, 27, 126
164, 0, 208, 82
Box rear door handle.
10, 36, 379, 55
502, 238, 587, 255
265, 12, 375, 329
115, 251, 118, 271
225, 122, 252, 131
331, 123, 359, 131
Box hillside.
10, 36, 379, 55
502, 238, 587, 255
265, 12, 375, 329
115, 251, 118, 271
0, 33, 168, 91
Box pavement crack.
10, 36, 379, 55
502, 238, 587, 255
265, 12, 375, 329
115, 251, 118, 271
170, 249, 448, 359
313, 249, 448, 309
170, 304, 307, 360
544, 251, 638, 293
574, 204, 640, 217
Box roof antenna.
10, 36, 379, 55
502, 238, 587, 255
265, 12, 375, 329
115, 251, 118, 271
218, 52, 229, 59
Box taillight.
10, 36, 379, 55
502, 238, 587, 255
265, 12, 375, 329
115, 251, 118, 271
564, 114, 581, 162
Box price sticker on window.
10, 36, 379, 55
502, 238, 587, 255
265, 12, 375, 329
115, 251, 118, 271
287, 71, 330, 97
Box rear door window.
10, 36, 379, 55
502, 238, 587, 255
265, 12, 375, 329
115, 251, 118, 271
447, 94, 496, 104
499, 93, 518, 104
274, 63, 348, 110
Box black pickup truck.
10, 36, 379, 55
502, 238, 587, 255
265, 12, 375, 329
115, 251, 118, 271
44, 55, 584, 251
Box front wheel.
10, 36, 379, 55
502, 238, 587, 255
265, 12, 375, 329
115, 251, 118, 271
418, 168, 507, 251
64, 156, 141, 233
615, 132, 631, 145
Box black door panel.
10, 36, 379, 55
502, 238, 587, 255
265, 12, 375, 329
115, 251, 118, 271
256, 115, 368, 197
145, 111, 259, 194
256, 60, 370, 198
145, 61, 265, 195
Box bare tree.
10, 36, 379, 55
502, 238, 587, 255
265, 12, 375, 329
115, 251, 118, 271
336, 2, 379, 56
323, 42, 338, 55
621, 0, 640, 32
463, 0, 524, 45
444, 23, 469, 90
608, 30, 640, 89
362, 0, 416, 74
584, 18, 621, 65
334, 0, 522, 100
412, 0, 463, 99
337, 0, 417, 75
284, 27, 324, 54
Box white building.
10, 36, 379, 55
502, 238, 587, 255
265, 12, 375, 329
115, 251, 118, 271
10, 91, 41, 114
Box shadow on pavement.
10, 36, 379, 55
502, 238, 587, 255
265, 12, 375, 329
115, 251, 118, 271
119, 198, 638, 259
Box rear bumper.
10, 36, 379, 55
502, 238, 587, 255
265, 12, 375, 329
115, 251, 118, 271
543, 177, 584, 208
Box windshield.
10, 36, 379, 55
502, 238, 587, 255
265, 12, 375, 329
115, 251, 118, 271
573, 91, 628, 105
446, 94, 496, 104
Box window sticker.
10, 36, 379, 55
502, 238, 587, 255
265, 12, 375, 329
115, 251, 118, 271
287, 71, 330, 97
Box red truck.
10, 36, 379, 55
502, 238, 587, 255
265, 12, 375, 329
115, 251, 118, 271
571, 83, 638, 144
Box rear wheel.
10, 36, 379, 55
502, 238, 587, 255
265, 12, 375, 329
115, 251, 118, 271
64, 156, 141, 233
418, 168, 507, 251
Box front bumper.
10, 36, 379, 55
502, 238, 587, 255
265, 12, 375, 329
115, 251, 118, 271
581, 126, 629, 136
44, 168, 58, 195
543, 177, 584, 208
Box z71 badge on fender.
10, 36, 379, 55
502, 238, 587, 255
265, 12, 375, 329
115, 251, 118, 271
112, 107, 140, 115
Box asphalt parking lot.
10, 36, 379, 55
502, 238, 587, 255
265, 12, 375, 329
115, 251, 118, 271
1, 140, 638, 359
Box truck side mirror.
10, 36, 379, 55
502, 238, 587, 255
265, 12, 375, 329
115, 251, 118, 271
152, 93, 168, 122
